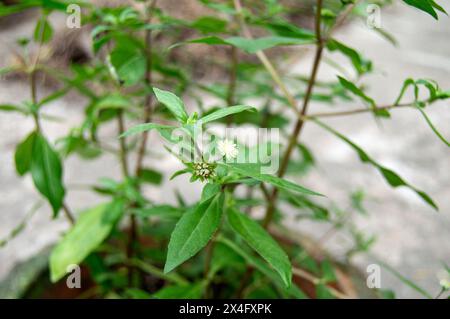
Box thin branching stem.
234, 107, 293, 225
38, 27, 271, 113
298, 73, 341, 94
263, 0, 325, 228
231, 0, 323, 296
233, 0, 301, 117
62, 203, 75, 225
117, 110, 130, 178
135, 0, 158, 176
304, 102, 413, 119
127, 0, 158, 287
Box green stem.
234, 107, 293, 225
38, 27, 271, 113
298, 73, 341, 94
126, 0, 158, 288
117, 110, 130, 177
135, 0, 158, 176
305, 102, 412, 119
233, 0, 301, 116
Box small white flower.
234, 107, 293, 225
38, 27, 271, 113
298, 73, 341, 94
217, 139, 238, 159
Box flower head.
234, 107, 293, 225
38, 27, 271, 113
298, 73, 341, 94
193, 162, 217, 181
217, 139, 238, 160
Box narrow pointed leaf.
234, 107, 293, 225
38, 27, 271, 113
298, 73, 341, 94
315, 120, 438, 210
120, 123, 176, 138
30, 134, 65, 216
200, 105, 256, 124
327, 40, 372, 75
338, 76, 375, 107
164, 194, 223, 273
402, 0, 438, 19
380, 261, 433, 298
34, 17, 53, 43
153, 282, 204, 299
15, 131, 38, 176
223, 163, 323, 196
415, 106, 450, 147
217, 236, 307, 298
228, 208, 292, 287
153, 88, 189, 123
0, 104, 26, 113
110, 46, 146, 86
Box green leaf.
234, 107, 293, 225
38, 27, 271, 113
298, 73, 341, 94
281, 192, 329, 220
210, 242, 245, 275
338, 76, 387, 117
0, 104, 26, 114
372, 28, 398, 47
153, 88, 189, 123
15, 131, 38, 176
164, 194, 223, 273
380, 261, 433, 298
199, 105, 256, 124
119, 123, 176, 138
223, 163, 323, 196
173, 35, 227, 48
200, 0, 235, 14
320, 260, 337, 283
138, 168, 163, 185
30, 134, 65, 216
170, 168, 191, 180
38, 87, 71, 107
95, 94, 131, 113
395, 78, 440, 105
315, 120, 438, 210
380, 289, 396, 299
0, 66, 16, 76
337, 76, 375, 107
327, 40, 372, 75
217, 236, 307, 298
153, 282, 204, 299
395, 78, 416, 105
201, 183, 221, 201
402, 0, 439, 19
260, 19, 315, 40
34, 17, 53, 44
316, 284, 335, 299
225, 36, 314, 53
174, 35, 314, 53
50, 200, 124, 282
0, 2, 40, 17
228, 208, 292, 287
42, 0, 76, 11
430, 1, 448, 15
190, 16, 227, 34
124, 288, 152, 299
110, 46, 146, 86
415, 106, 450, 147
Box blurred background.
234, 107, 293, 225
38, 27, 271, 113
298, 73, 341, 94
0, 1, 449, 298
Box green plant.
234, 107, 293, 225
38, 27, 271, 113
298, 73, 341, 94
0, 0, 448, 299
